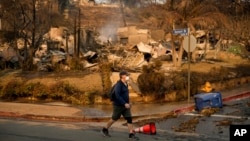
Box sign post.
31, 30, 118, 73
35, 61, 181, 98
173, 28, 188, 36
188, 30, 191, 103
182, 30, 196, 103
174, 28, 196, 103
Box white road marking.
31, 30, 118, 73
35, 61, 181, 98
184, 113, 250, 119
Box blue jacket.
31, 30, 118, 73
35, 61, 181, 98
113, 80, 129, 106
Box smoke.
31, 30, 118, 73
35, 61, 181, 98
98, 23, 119, 44
94, 0, 111, 4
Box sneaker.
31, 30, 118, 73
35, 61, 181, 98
101, 128, 111, 137
129, 133, 139, 140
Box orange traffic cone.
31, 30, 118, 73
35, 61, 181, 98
133, 122, 156, 135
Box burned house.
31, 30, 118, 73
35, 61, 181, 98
117, 26, 150, 45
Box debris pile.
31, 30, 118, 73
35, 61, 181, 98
172, 117, 200, 133
29, 27, 100, 71
200, 108, 219, 117
0, 25, 246, 72
215, 119, 232, 126
0, 43, 20, 69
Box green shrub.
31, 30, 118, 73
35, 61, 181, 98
227, 44, 243, 55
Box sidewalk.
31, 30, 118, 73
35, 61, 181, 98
0, 83, 250, 122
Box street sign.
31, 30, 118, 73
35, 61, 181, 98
183, 35, 196, 52
173, 28, 188, 36
183, 34, 197, 103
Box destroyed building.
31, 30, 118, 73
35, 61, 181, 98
117, 26, 150, 45
103, 26, 172, 71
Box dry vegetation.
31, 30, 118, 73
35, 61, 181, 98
0, 70, 103, 105
137, 60, 165, 96
99, 62, 112, 98
137, 58, 250, 101
0, 0, 250, 105
0, 80, 84, 104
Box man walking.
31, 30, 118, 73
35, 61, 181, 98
101, 71, 138, 140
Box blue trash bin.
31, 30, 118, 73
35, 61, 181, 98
194, 92, 223, 111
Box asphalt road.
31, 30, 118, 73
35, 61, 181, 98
155, 97, 250, 141
0, 118, 224, 141
0, 98, 249, 141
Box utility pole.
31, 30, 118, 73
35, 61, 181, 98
49, 0, 52, 33
0, 4, 2, 30
32, 0, 36, 49
74, 14, 77, 58
77, 8, 81, 59
65, 30, 69, 54
119, 0, 127, 27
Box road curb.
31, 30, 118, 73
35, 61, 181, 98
0, 92, 249, 122
173, 91, 250, 114
223, 92, 250, 103
0, 111, 110, 122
